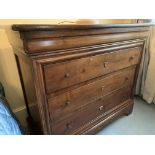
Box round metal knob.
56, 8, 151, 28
129, 56, 134, 61
66, 123, 72, 129
65, 101, 70, 106
103, 62, 109, 68
101, 86, 105, 91
82, 68, 86, 73
125, 77, 129, 81
99, 105, 104, 111
65, 73, 70, 78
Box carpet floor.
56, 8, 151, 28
96, 96, 155, 135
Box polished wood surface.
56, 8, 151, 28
12, 24, 151, 134
12, 24, 151, 54
12, 23, 152, 31
48, 66, 136, 123
52, 85, 132, 135
44, 47, 141, 93
24, 32, 148, 53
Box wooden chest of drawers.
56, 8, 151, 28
11, 24, 151, 134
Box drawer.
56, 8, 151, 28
48, 66, 136, 123
44, 47, 141, 94
51, 85, 132, 134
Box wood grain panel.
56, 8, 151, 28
22, 27, 150, 39
48, 66, 136, 123
24, 31, 148, 53
11, 24, 151, 134
12, 24, 151, 31
44, 47, 141, 94
52, 85, 132, 135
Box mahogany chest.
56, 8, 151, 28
11, 24, 151, 134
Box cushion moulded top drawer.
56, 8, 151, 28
43, 47, 141, 94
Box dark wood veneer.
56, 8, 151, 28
48, 66, 136, 124
43, 47, 141, 94
11, 24, 151, 134
12, 23, 151, 31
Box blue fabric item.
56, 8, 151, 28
0, 100, 21, 135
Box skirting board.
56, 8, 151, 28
13, 105, 28, 128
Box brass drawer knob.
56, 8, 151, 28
101, 86, 105, 91
129, 56, 134, 61
103, 62, 109, 68
125, 77, 129, 81
64, 73, 70, 78
65, 101, 70, 106
66, 123, 72, 129
99, 105, 104, 111
82, 68, 86, 73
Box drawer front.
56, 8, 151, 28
48, 66, 136, 123
52, 85, 132, 135
44, 47, 141, 94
